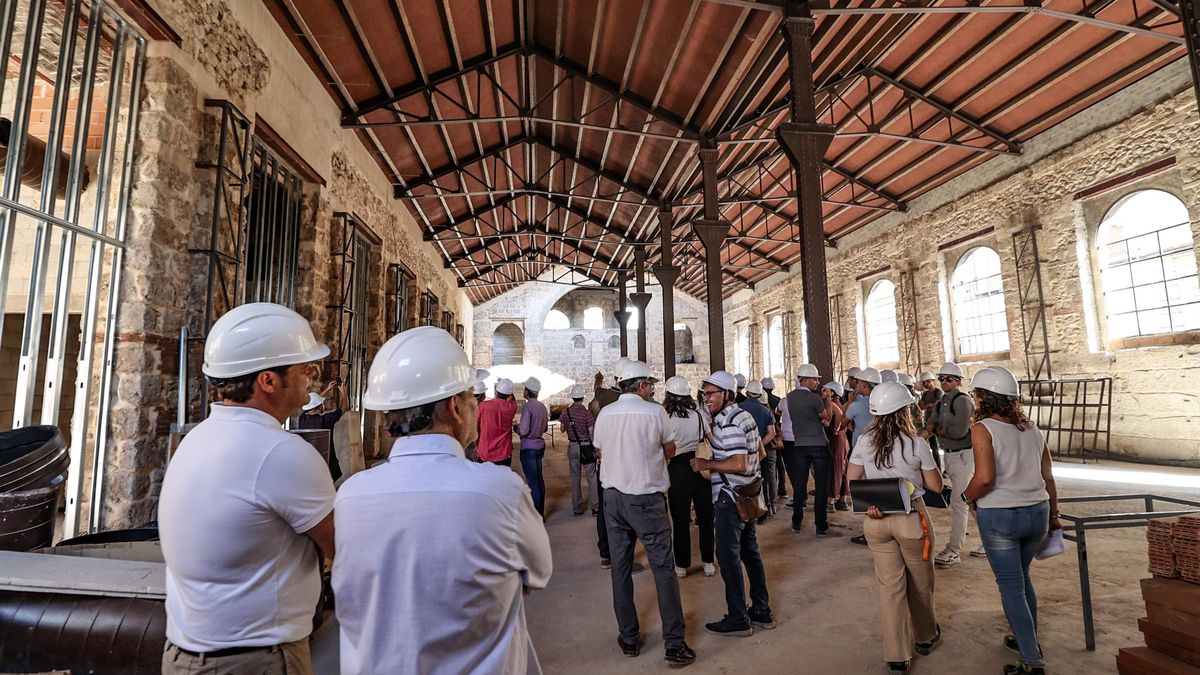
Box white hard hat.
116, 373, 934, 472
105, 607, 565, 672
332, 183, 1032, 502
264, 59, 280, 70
524, 377, 542, 394
495, 378, 515, 395
612, 356, 632, 379
619, 360, 657, 383
918, 371, 936, 382
937, 361, 965, 379
302, 392, 325, 411
823, 381, 845, 398
847, 367, 863, 379
702, 370, 737, 393
569, 384, 586, 399
746, 380, 764, 397
474, 381, 488, 396
735, 373, 747, 388
761, 377, 776, 391
881, 369, 899, 383
971, 366, 1021, 398
858, 367, 883, 385
898, 372, 915, 388
202, 303, 330, 378
869, 381, 917, 416
362, 327, 483, 411
664, 375, 691, 397
796, 363, 820, 379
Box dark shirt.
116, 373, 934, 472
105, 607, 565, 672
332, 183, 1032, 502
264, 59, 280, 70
560, 403, 595, 443
739, 397, 776, 440
595, 387, 620, 411
785, 387, 828, 447
299, 409, 343, 481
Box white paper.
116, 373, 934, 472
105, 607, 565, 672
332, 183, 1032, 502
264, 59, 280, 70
1035, 528, 1066, 560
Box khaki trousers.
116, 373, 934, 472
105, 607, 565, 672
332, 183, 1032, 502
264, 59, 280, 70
162, 638, 314, 675
863, 500, 938, 663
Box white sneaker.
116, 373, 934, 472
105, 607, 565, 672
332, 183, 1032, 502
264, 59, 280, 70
703, 563, 715, 577
970, 545, 988, 558
675, 566, 688, 579
934, 548, 961, 567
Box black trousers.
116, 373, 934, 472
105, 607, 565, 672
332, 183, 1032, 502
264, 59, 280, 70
781, 442, 831, 531
667, 452, 714, 568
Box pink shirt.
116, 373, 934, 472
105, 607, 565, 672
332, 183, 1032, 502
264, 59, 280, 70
477, 398, 517, 462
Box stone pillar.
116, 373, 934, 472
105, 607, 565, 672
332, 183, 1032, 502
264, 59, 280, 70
629, 248, 651, 363
614, 273, 631, 357
694, 140, 730, 372
653, 207, 680, 378
776, 3, 836, 379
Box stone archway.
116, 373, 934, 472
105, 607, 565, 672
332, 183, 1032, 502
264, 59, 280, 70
493, 323, 525, 365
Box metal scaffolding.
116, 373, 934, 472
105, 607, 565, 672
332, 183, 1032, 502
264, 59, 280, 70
1012, 226, 1053, 382
331, 213, 373, 413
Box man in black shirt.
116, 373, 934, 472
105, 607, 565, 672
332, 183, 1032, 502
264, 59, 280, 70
298, 380, 346, 480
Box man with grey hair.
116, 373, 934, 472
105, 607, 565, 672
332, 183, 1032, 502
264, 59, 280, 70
593, 359, 695, 667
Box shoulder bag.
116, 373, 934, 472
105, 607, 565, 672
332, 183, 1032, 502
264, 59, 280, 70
719, 472, 767, 523
564, 408, 596, 464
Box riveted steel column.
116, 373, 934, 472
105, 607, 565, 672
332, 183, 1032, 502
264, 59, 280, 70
777, 3, 836, 380
614, 272, 631, 357
653, 206, 680, 378
629, 248, 652, 363
694, 139, 730, 372
1183, 0, 1200, 112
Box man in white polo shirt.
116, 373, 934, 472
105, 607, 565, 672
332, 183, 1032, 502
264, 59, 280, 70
333, 327, 552, 674
593, 359, 696, 667
159, 303, 336, 675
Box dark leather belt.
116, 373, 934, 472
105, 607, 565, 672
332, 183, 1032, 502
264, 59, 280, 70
173, 643, 274, 659
943, 447, 971, 453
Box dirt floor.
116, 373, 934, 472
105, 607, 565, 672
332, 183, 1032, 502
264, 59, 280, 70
521, 432, 1200, 675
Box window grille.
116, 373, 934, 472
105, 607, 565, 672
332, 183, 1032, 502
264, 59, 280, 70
951, 247, 1010, 356
865, 279, 901, 365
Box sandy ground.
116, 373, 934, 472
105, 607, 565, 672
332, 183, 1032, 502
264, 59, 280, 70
521, 432, 1200, 675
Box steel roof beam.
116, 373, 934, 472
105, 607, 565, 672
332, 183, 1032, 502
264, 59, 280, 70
395, 136, 529, 195
424, 193, 522, 237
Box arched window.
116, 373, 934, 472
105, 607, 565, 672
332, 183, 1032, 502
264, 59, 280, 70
1097, 189, 1200, 339
673, 322, 695, 363
492, 323, 524, 365
865, 280, 900, 365
583, 306, 603, 330
735, 324, 751, 376
572, 335, 586, 349
951, 247, 1010, 355
768, 315, 784, 377
608, 335, 620, 349
543, 309, 570, 330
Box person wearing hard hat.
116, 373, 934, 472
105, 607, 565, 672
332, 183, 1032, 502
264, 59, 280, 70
592, 357, 630, 416
761, 377, 789, 505
961, 366, 1060, 675
663, 375, 715, 579
561, 383, 599, 516
740, 380, 778, 520
916, 370, 943, 469
160, 303, 335, 675
846, 366, 864, 407
779, 363, 835, 536
845, 367, 882, 450
592, 359, 695, 666
733, 373, 748, 403
518, 377, 550, 516
692, 370, 775, 637
821, 381, 853, 512
923, 362, 984, 566
332, 327, 551, 674
298, 379, 348, 481
477, 378, 518, 467
474, 378, 488, 403
846, 381, 944, 675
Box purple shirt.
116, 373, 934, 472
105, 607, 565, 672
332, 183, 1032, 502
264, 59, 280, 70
518, 399, 548, 450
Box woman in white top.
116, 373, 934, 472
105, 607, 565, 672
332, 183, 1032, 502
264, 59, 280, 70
663, 376, 714, 578
962, 367, 1060, 675
848, 382, 944, 675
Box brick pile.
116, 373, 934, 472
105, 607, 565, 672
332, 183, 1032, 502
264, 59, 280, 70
1115, 515, 1200, 675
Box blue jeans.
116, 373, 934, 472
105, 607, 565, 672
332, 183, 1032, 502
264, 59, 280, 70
714, 493, 770, 624
977, 501, 1050, 665
520, 447, 546, 515
781, 444, 830, 531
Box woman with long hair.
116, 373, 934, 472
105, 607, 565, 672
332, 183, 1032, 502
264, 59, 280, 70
962, 367, 1060, 675
663, 376, 715, 578
822, 381, 852, 512
847, 382, 944, 675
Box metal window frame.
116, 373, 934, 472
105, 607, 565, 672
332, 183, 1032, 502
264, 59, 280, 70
245, 140, 303, 307
864, 278, 901, 366
331, 212, 375, 412
949, 246, 1010, 357
385, 262, 413, 335
1097, 213, 1199, 338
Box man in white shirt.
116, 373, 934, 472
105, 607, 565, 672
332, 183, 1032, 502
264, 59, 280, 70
333, 327, 552, 675
593, 359, 696, 667
160, 303, 336, 675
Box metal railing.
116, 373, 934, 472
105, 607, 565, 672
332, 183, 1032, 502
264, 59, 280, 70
1021, 377, 1113, 460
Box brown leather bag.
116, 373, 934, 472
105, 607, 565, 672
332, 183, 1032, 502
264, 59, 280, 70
720, 474, 767, 523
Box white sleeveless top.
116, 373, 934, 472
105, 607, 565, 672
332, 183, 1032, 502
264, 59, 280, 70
975, 418, 1050, 509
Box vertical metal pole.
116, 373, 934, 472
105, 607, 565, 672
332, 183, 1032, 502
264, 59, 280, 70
653, 206, 680, 378
776, 2, 835, 381
629, 248, 651, 363
1075, 524, 1095, 650
614, 273, 630, 357
1181, 0, 1200, 114
694, 140, 729, 372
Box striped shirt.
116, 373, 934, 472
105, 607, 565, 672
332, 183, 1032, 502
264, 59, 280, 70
559, 403, 594, 443
709, 404, 761, 501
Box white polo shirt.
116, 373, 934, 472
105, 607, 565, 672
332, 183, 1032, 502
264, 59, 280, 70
159, 404, 335, 652
333, 433, 552, 675
593, 393, 676, 495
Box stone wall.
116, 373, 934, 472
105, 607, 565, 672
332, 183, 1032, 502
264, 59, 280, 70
725, 64, 1200, 466
96, 0, 467, 528
472, 271, 711, 408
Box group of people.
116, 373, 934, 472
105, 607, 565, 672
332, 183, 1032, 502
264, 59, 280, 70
157, 301, 1060, 675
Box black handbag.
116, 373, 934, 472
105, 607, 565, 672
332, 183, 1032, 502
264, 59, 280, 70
564, 408, 596, 464
923, 485, 954, 509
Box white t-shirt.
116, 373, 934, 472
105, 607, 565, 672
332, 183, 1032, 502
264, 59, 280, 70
849, 433, 937, 499
776, 397, 793, 442
666, 407, 709, 456
159, 404, 335, 651
594, 393, 676, 495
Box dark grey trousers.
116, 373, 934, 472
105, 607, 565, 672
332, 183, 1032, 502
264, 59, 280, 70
603, 488, 686, 648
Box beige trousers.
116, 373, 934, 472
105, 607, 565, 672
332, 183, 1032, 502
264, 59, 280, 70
863, 500, 938, 663
162, 638, 314, 675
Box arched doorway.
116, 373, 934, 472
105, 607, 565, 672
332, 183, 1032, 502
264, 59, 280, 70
493, 323, 524, 365
673, 322, 695, 364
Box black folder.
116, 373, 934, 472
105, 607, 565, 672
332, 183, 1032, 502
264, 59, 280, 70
849, 477, 913, 514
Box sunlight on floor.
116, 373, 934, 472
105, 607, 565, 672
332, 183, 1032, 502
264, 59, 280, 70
1053, 462, 1200, 490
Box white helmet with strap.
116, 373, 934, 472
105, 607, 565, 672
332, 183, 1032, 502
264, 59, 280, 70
362, 327, 484, 411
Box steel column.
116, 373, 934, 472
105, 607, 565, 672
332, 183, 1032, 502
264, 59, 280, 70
614, 273, 631, 357
629, 248, 651, 363
1182, 0, 1200, 113
776, 4, 836, 380
653, 207, 681, 378
694, 139, 730, 372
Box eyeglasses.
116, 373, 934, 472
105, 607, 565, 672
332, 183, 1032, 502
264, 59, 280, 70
701, 390, 722, 399
938, 376, 961, 383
